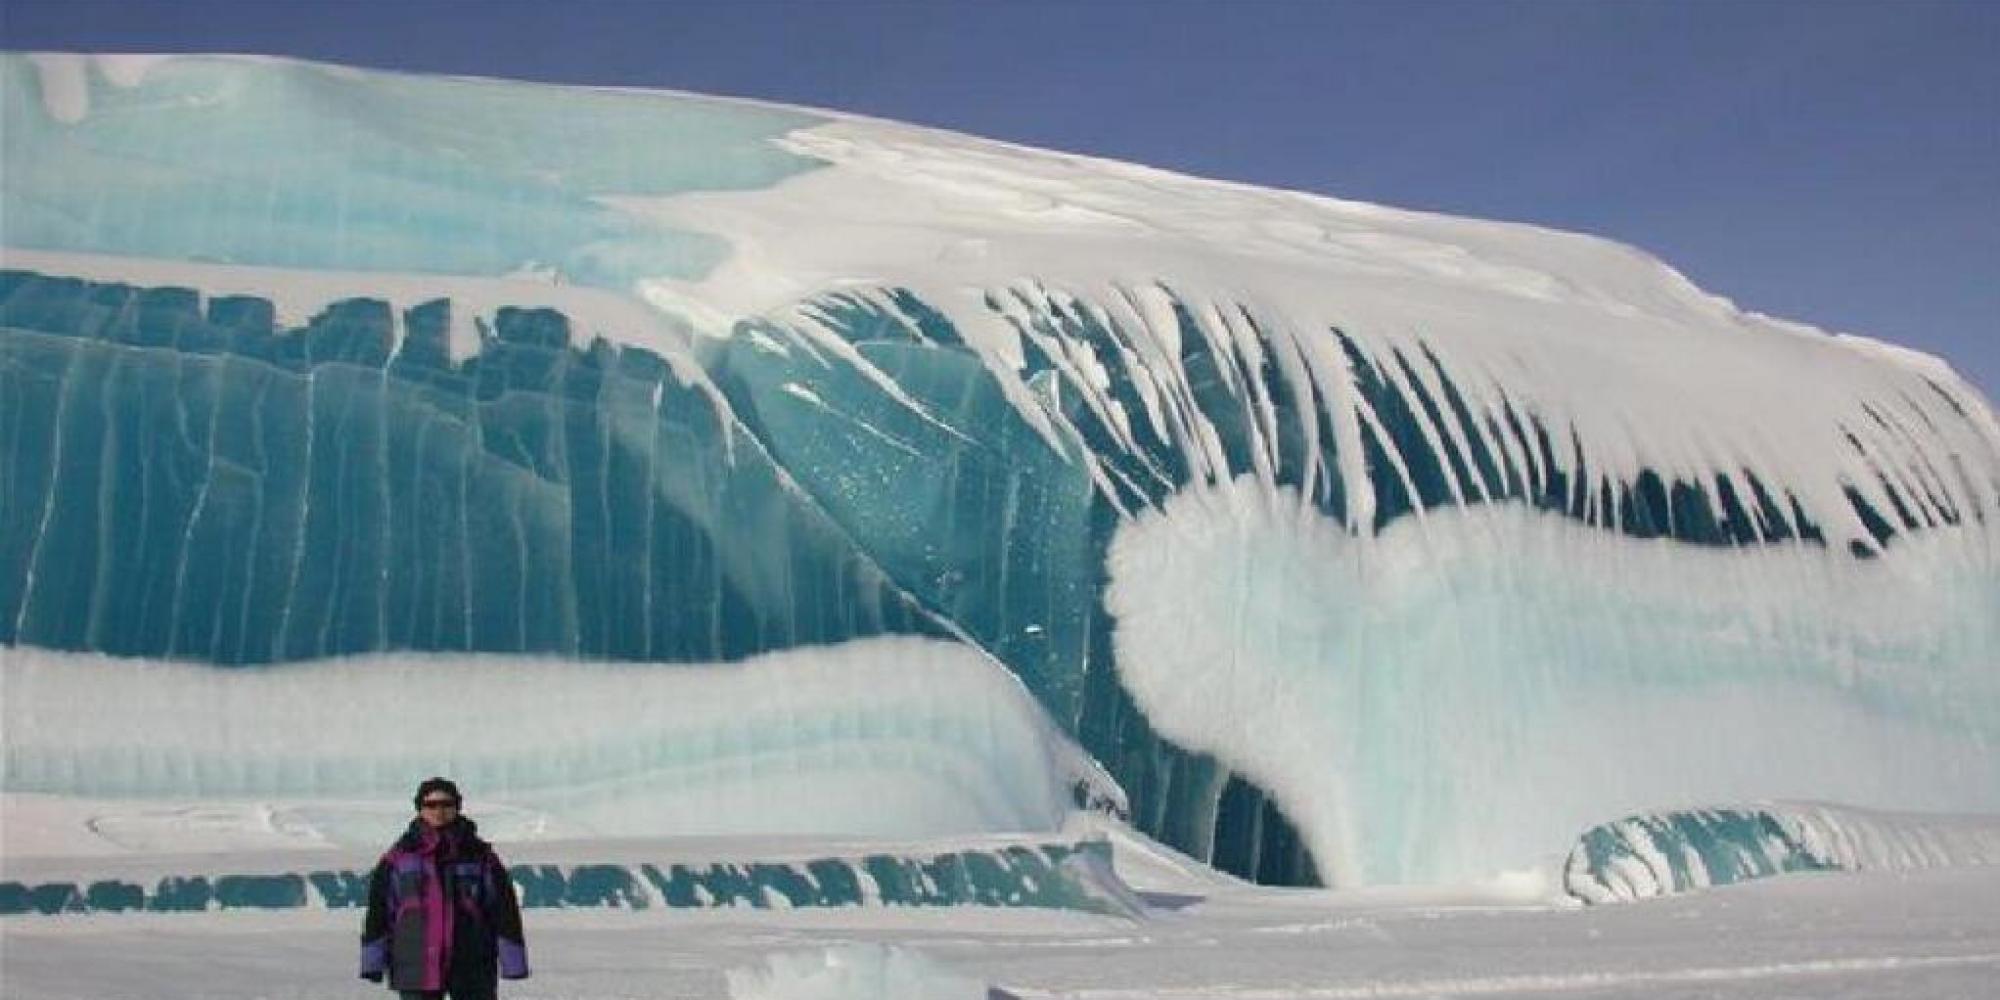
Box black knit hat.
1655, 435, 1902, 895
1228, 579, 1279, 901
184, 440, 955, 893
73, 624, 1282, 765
414, 776, 461, 810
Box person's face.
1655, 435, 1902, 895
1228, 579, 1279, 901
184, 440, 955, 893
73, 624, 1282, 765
417, 794, 461, 828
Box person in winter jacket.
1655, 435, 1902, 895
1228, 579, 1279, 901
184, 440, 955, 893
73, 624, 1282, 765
360, 777, 529, 998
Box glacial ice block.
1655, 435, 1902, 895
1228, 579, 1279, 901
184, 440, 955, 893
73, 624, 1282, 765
3, 52, 1996, 890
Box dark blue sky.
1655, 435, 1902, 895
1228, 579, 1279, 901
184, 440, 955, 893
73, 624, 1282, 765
5, 0, 1994, 396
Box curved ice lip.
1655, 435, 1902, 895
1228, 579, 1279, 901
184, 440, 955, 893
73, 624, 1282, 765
1564, 801, 2000, 904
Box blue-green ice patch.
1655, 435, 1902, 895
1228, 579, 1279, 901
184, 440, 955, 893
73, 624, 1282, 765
1, 55, 826, 289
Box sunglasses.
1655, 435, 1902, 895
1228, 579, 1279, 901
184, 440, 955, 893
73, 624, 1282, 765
419, 799, 460, 809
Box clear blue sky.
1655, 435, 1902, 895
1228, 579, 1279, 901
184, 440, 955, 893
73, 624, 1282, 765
4, 0, 1994, 397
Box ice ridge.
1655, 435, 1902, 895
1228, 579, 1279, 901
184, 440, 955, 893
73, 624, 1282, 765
0, 838, 1136, 918
1565, 803, 2000, 904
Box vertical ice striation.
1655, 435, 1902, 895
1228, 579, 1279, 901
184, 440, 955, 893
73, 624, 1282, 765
709, 278, 1998, 885
3, 53, 1996, 888
0, 273, 935, 661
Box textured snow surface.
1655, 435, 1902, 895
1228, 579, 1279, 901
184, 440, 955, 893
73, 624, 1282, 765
639, 111, 2000, 561
3, 51, 1997, 890
1, 639, 1114, 841
5, 804, 1995, 999
3, 851, 1998, 998
726, 943, 988, 1000
1108, 483, 2000, 885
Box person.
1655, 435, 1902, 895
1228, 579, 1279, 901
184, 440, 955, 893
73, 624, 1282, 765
360, 777, 530, 998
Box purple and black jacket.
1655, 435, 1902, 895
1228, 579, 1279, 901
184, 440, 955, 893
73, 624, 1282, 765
359, 817, 529, 992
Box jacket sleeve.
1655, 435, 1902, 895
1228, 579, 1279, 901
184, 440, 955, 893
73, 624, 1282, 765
490, 853, 530, 979
358, 857, 392, 980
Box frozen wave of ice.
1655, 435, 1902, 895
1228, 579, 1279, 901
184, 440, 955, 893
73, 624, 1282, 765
2, 52, 1995, 890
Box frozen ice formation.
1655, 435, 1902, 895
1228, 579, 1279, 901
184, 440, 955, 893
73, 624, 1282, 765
1108, 485, 1998, 885
0, 641, 1117, 839
1564, 802, 2000, 903
0, 834, 1134, 917
2, 53, 1995, 887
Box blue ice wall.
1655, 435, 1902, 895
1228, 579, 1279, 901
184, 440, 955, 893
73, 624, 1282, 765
704, 292, 1337, 885
0, 270, 1320, 884
0, 271, 936, 661
706, 304, 1099, 718
699, 283, 1996, 887
5, 267, 1993, 888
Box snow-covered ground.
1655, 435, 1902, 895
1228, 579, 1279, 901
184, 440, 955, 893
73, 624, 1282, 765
5, 858, 1998, 998
4, 803, 1997, 999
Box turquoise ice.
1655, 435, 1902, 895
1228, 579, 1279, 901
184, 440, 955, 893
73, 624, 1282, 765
0, 838, 1135, 917
1564, 803, 2000, 903
0, 55, 824, 289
